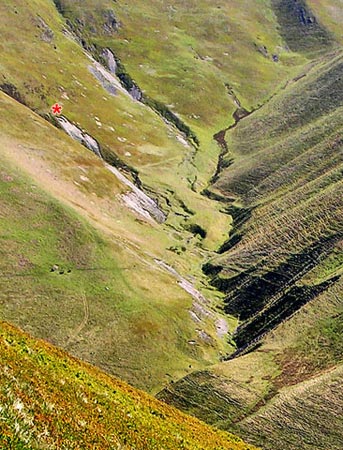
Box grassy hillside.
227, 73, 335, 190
308, 0, 343, 44
43, 0, 311, 187
0, 0, 232, 249
55, 0, 304, 117
271, 0, 335, 53
0, 152, 202, 392
0, 321, 258, 450
158, 277, 343, 448
0, 0, 241, 393
157, 26, 343, 450
206, 47, 343, 351
0, 90, 235, 393
1, 0, 343, 448
236, 365, 343, 450
159, 273, 343, 397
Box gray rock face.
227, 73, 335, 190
35, 15, 54, 43
88, 66, 117, 96
154, 260, 212, 319
56, 116, 102, 158
56, 114, 165, 224
102, 9, 120, 34
87, 56, 129, 97
100, 48, 143, 101
129, 85, 143, 101
102, 48, 117, 74
298, 6, 316, 26
257, 44, 268, 58
106, 165, 166, 223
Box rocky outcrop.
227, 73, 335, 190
106, 165, 166, 223
99, 49, 143, 101
0, 83, 27, 106
56, 116, 102, 158
129, 85, 143, 101
155, 260, 210, 313
102, 48, 117, 74
88, 64, 118, 96
56, 115, 166, 223
35, 15, 54, 43
102, 9, 120, 35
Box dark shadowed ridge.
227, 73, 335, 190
272, 0, 335, 52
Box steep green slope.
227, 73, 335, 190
271, 0, 334, 53
0, 321, 257, 450
158, 277, 343, 448
0, 153, 202, 392
157, 32, 343, 450
206, 48, 343, 352
0, 0, 240, 392
58, 0, 304, 110
159, 273, 343, 394
307, 0, 343, 44
0, 0, 232, 249
236, 365, 343, 450
0, 90, 233, 393
1, 0, 342, 448
48, 0, 310, 185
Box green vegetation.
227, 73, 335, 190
0, 322, 257, 450
1, 0, 343, 448
143, 97, 200, 147
236, 365, 343, 450
156, 16, 343, 449
306, 0, 343, 44
0, 0, 236, 395
0, 0, 233, 249
206, 48, 343, 349
52, 0, 308, 185
0, 154, 205, 393
0, 91, 233, 393
158, 278, 343, 449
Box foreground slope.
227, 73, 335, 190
0, 322, 257, 450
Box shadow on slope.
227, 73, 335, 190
271, 0, 335, 53
207, 50, 343, 350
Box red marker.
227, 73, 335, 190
51, 103, 62, 115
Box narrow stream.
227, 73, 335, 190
211, 106, 251, 184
